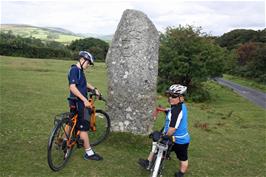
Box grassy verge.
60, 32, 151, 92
0, 56, 265, 177
223, 74, 266, 93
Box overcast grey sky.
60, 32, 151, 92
1, 0, 265, 36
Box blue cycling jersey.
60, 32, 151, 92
68, 65, 87, 99
163, 103, 190, 144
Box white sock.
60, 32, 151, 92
85, 148, 94, 156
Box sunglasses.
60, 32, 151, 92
165, 93, 179, 98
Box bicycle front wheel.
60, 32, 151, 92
89, 110, 110, 146
47, 115, 74, 171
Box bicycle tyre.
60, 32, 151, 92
89, 109, 111, 146
47, 116, 74, 171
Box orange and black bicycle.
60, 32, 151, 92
47, 91, 110, 171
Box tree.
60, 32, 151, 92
159, 26, 229, 101
236, 42, 256, 65
234, 42, 266, 83
246, 43, 266, 83
216, 28, 266, 50
68, 37, 109, 61
215, 28, 266, 84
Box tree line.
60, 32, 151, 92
0, 31, 109, 61
216, 29, 266, 83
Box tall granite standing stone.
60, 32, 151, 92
106, 9, 159, 134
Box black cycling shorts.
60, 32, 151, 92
171, 143, 189, 161
69, 100, 91, 131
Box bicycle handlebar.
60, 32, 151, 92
67, 93, 107, 103
88, 91, 107, 102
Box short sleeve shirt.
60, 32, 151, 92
68, 65, 87, 98
163, 103, 190, 144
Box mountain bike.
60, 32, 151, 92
145, 106, 173, 177
149, 133, 173, 177
47, 92, 110, 171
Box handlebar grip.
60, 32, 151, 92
99, 95, 107, 102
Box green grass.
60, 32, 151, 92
0, 56, 266, 177
223, 74, 266, 93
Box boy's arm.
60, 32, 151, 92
87, 83, 95, 90
70, 84, 90, 107
152, 106, 169, 120
87, 83, 100, 95
166, 106, 182, 136
166, 127, 176, 136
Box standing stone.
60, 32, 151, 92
106, 9, 159, 134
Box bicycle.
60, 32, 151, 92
141, 106, 172, 177
47, 91, 111, 171
148, 132, 173, 177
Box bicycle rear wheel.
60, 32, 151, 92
47, 114, 74, 171
89, 110, 110, 146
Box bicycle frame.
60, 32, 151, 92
63, 114, 80, 149
88, 96, 97, 132
63, 92, 102, 148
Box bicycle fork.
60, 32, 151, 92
151, 143, 168, 177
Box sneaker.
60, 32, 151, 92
138, 158, 150, 170
83, 153, 103, 161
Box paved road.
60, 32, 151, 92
215, 78, 266, 109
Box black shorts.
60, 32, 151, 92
69, 100, 91, 131
171, 143, 189, 161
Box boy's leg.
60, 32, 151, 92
180, 160, 188, 173
80, 131, 90, 149
173, 143, 189, 176
77, 103, 102, 160
147, 142, 157, 161
138, 141, 157, 170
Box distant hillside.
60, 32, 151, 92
99, 34, 113, 43
0, 24, 113, 43
0, 24, 82, 44
77, 33, 113, 43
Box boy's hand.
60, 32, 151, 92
83, 99, 91, 108
152, 105, 167, 120
95, 89, 100, 96
152, 111, 159, 120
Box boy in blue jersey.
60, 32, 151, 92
68, 51, 103, 161
139, 84, 190, 177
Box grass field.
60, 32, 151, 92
0, 56, 265, 177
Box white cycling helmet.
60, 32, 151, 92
166, 84, 187, 97
79, 51, 95, 65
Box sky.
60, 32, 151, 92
1, 0, 265, 36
